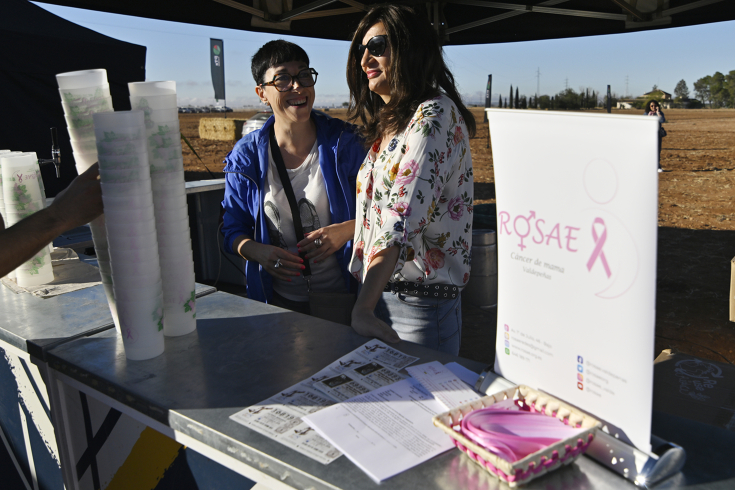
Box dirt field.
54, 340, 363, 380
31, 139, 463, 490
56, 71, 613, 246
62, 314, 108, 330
181, 108, 735, 367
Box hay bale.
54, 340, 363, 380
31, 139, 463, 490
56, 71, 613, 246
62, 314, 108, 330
199, 117, 247, 141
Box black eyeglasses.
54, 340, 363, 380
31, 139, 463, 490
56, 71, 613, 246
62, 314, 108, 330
261, 68, 318, 92
357, 35, 388, 58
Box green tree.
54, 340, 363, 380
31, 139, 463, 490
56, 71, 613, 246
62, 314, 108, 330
726, 71, 735, 108
509, 85, 513, 109
498, 94, 502, 108
342, 101, 349, 108
673, 80, 689, 99
515, 87, 519, 109
693, 75, 712, 107
710, 71, 730, 108
538, 95, 551, 109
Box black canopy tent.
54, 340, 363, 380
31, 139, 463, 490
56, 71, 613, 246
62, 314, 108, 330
0, 0, 145, 196
39, 0, 735, 45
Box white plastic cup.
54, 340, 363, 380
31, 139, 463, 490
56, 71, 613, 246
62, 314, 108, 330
100, 282, 121, 333
141, 108, 178, 124
56, 69, 108, 90
152, 192, 187, 212
102, 193, 154, 211
93, 110, 145, 130
65, 114, 96, 140
148, 144, 183, 164
128, 81, 176, 96
129, 94, 177, 111
62, 97, 113, 116
103, 205, 156, 223
114, 279, 163, 302
151, 169, 185, 187
158, 233, 192, 251
105, 218, 158, 238
112, 267, 163, 289
99, 166, 149, 183
96, 140, 147, 158
101, 179, 153, 198
150, 182, 186, 200
2, 154, 44, 205
16, 247, 54, 287
162, 305, 196, 337
116, 293, 165, 361
160, 254, 194, 271
154, 205, 189, 224
160, 261, 195, 282
4, 204, 43, 224
150, 157, 184, 176
107, 229, 158, 250
97, 152, 148, 170
71, 138, 98, 153
58, 85, 111, 100
155, 217, 190, 236
96, 247, 111, 262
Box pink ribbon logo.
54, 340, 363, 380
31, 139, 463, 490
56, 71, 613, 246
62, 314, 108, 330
587, 217, 611, 278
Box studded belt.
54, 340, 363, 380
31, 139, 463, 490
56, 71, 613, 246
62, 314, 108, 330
383, 281, 459, 299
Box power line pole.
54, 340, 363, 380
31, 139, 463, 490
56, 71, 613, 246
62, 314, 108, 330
565, 78, 568, 90
536, 67, 541, 99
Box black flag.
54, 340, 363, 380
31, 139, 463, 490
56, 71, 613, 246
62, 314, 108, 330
210, 39, 225, 101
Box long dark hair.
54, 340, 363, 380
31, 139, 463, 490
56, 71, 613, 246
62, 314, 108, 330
645, 99, 660, 114
346, 5, 476, 145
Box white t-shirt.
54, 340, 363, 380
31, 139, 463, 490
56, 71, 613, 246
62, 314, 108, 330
264, 140, 345, 301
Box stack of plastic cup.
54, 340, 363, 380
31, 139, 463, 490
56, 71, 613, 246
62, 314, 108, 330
56, 69, 113, 172
129, 81, 196, 337
56, 69, 119, 330
1, 153, 55, 286
94, 110, 165, 361
0, 150, 21, 280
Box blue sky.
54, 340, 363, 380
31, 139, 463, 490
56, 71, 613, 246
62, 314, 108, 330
36, 2, 735, 108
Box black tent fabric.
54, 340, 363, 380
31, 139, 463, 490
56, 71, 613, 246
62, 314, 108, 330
1, 0, 146, 196
39, 0, 735, 46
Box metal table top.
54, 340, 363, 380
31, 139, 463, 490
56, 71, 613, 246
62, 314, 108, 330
0, 282, 216, 358
186, 179, 225, 194
45, 292, 735, 490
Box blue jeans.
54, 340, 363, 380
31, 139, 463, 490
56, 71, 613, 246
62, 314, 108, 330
374, 291, 462, 355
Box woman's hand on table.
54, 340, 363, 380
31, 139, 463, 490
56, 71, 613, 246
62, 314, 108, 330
297, 220, 356, 263
238, 238, 304, 282
351, 306, 400, 344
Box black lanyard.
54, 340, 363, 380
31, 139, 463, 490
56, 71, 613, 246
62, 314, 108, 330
268, 127, 312, 277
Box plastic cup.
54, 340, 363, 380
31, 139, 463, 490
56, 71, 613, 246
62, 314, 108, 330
65, 114, 96, 140
152, 191, 186, 210
59, 86, 111, 105
150, 181, 186, 200
5, 204, 43, 223
106, 218, 158, 238
150, 158, 184, 176
100, 282, 121, 332
107, 238, 159, 258
158, 233, 192, 251
62, 97, 113, 116
142, 108, 178, 124
103, 193, 154, 211
97, 152, 148, 170
70, 137, 98, 152
56, 69, 108, 90
160, 254, 194, 272
160, 258, 195, 280
99, 166, 150, 183
16, 247, 54, 287
148, 143, 183, 164
101, 179, 153, 198
112, 267, 163, 289
151, 169, 185, 187
130, 94, 177, 111
128, 81, 176, 97
96, 247, 111, 262
104, 205, 156, 224
154, 204, 189, 224
162, 305, 196, 337
114, 279, 163, 302
96, 139, 147, 158
93, 110, 145, 130
155, 216, 190, 236
116, 293, 165, 361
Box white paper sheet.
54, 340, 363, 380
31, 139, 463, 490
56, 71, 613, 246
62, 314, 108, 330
229, 340, 419, 464
304, 378, 454, 483
406, 361, 481, 410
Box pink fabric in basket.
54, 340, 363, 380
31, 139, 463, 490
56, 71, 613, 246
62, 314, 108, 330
459, 403, 587, 463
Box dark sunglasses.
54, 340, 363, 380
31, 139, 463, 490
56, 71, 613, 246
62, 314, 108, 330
357, 35, 388, 58
261, 68, 318, 92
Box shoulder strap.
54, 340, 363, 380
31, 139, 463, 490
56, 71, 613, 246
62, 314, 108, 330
269, 127, 311, 276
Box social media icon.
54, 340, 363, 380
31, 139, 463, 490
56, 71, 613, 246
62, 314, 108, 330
577, 382, 584, 390
577, 373, 583, 381
577, 365, 584, 373
505, 348, 510, 355
504, 324, 509, 331
577, 356, 583, 364
504, 340, 510, 347
504, 332, 509, 339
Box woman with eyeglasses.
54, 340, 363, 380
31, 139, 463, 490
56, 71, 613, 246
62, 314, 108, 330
345, 5, 476, 354
221, 40, 367, 312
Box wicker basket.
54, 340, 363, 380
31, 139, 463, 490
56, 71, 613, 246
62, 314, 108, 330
432, 385, 600, 487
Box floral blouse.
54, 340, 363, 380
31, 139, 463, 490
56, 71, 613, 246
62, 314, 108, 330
349, 95, 473, 288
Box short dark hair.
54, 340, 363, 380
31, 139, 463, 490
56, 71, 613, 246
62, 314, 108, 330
251, 40, 310, 85
346, 5, 476, 144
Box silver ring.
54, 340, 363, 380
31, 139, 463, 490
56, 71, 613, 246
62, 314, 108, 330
314, 238, 323, 248
274, 258, 282, 269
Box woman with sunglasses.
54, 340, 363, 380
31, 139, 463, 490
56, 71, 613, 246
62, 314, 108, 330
346, 5, 476, 354
221, 40, 367, 312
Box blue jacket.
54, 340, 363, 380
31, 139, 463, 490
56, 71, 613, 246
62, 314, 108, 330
221, 111, 367, 303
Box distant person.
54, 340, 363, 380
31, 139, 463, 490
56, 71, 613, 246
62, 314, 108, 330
0, 164, 102, 277
221, 40, 367, 314
645, 100, 666, 172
